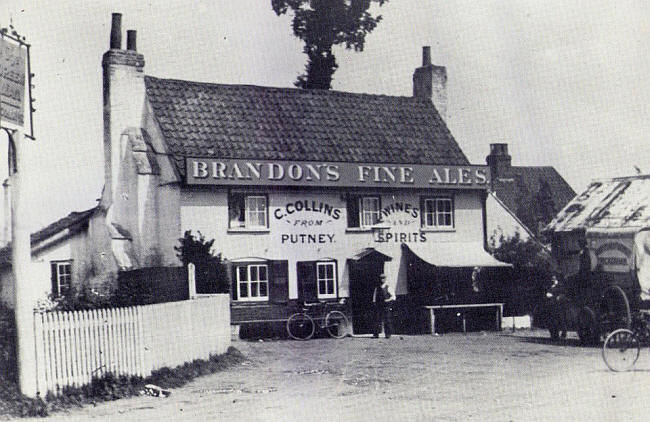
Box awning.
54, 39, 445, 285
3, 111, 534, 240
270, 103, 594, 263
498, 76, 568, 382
349, 247, 392, 262
404, 242, 512, 268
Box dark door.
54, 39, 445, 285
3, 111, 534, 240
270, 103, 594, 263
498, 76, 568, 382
349, 258, 385, 334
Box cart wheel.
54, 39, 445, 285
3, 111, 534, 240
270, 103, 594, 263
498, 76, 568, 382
600, 285, 631, 333
602, 328, 640, 372
578, 307, 599, 346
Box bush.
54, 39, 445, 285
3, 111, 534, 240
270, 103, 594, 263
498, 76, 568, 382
0, 303, 16, 383
175, 230, 229, 294
489, 232, 558, 315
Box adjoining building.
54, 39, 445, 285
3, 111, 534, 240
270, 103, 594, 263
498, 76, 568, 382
485, 143, 576, 243
2, 14, 515, 335
0, 207, 101, 307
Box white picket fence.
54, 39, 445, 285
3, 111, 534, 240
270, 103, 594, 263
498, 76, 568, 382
33, 294, 230, 395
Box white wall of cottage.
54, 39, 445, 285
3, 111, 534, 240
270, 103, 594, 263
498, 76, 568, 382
179, 187, 485, 298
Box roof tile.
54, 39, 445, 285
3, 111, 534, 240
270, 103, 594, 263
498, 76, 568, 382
145, 76, 469, 176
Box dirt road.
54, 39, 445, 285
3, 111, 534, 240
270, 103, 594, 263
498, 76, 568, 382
21, 330, 650, 421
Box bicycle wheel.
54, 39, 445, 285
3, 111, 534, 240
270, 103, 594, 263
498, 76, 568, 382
602, 328, 640, 372
287, 313, 315, 340
325, 311, 349, 339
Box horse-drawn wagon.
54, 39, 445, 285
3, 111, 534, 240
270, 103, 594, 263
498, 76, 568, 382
542, 175, 650, 345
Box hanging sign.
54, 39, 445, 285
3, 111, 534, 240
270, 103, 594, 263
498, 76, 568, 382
0, 37, 26, 126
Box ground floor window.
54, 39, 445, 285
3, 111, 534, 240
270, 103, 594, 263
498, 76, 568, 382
236, 264, 269, 301
51, 260, 72, 297
317, 262, 337, 299
298, 260, 338, 302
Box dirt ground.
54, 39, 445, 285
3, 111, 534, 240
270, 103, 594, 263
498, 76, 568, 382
19, 330, 650, 422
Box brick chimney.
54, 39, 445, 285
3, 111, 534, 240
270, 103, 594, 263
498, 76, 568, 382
101, 13, 145, 207
413, 46, 448, 120
486, 143, 512, 187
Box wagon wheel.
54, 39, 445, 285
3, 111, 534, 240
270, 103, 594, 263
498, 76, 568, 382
599, 285, 631, 335
577, 306, 599, 346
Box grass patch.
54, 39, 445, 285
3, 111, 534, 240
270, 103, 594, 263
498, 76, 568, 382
0, 347, 246, 418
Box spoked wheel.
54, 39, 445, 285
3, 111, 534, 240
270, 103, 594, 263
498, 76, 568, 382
600, 285, 632, 334
578, 307, 599, 346
287, 313, 315, 340
602, 328, 640, 372
325, 311, 349, 339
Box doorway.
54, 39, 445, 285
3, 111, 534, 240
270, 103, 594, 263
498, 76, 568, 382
348, 254, 389, 334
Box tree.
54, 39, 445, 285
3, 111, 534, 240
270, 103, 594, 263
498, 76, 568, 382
489, 232, 558, 315
175, 231, 228, 294
272, 0, 389, 89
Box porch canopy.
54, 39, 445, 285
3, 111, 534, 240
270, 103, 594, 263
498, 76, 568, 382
404, 243, 512, 268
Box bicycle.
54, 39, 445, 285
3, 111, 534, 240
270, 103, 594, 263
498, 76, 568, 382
286, 301, 350, 340
602, 311, 650, 372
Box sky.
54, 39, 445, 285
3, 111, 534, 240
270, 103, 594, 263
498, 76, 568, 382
1, 0, 649, 230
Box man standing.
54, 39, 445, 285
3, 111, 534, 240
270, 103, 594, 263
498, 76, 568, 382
373, 274, 395, 338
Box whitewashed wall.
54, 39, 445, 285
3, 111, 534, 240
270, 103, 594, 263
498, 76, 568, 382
180, 188, 485, 297
485, 192, 532, 247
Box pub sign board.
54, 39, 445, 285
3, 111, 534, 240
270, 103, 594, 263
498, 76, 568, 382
0, 37, 26, 126
187, 158, 490, 189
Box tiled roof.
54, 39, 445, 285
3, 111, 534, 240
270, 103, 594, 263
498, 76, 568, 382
144, 76, 469, 177
545, 175, 650, 232
0, 207, 96, 266
493, 166, 577, 222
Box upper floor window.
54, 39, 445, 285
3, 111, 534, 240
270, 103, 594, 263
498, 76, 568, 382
347, 195, 381, 228
51, 260, 72, 297
229, 193, 268, 229
422, 197, 454, 229
236, 263, 269, 301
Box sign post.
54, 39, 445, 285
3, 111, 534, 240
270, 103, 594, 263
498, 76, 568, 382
1, 26, 37, 397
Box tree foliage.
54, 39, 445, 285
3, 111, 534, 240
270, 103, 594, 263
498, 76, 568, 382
272, 0, 389, 89
489, 232, 558, 315
175, 230, 228, 294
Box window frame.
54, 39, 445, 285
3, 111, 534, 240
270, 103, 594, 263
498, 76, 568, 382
228, 192, 269, 230
421, 196, 455, 230
235, 263, 269, 302
316, 261, 338, 300
346, 194, 381, 231
52, 260, 72, 297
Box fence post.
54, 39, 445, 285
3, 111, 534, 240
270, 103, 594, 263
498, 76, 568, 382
188, 263, 196, 299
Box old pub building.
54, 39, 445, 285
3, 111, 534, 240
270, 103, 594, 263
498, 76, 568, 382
27, 14, 512, 335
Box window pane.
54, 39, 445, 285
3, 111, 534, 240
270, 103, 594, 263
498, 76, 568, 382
259, 265, 267, 281
327, 280, 334, 294
319, 281, 326, 295
318, 265, 325, 279
250, 266, 258, 281
237, 266, 247, 281
239, 283, 248, 297
259, 282, 268, 297
251, 282, 258, 297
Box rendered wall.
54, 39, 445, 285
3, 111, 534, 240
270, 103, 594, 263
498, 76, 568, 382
179, 187, 485, 298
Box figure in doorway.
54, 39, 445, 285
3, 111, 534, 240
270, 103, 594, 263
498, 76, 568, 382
373, 274, 395, 338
